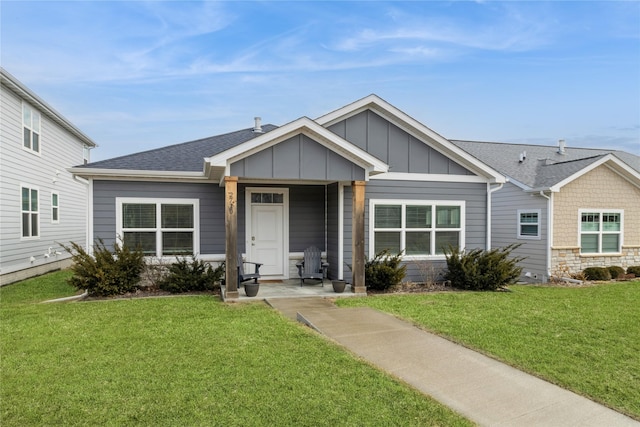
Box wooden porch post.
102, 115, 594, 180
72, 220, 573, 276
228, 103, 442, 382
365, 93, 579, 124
224, 176, 239, 300
351, 180, 366, 293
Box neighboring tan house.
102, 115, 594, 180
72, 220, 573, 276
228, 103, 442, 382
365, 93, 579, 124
453, 140, 640, 282
70, 95, 505, 300
0, 68, 97, 285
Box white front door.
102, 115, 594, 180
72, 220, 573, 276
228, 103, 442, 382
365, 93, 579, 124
247, 189, 288, 277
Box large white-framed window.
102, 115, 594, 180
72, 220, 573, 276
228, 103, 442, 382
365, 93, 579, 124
370, 199, 465, 258
51, 192, 60, 224
116, 198, 199, 257
517, 209, 541, 239
579, 209, 623, 254
21, 185, 39, 238
22, 103, 41, 154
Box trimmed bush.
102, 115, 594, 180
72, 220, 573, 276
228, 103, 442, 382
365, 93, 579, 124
627, 266, 640, 277
607, 266, 625, 280
364, 250, 407, 291
583, 267, 611, 281
444, 244, 524, 291
63, 239, 144, 296
159, 257, 224, 293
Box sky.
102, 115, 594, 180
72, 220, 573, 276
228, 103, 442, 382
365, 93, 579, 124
2, 1, 639, 162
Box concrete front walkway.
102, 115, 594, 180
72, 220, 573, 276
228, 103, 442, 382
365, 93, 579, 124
266, 297, 639, 427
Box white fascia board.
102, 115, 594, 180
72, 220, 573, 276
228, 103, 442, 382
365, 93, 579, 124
316, 94, 505, 184
206, 116, 388, 175
547, 154, 640, 192
68, 167, 207, 181
371, 172, 489, 183
1, 68, 97, 148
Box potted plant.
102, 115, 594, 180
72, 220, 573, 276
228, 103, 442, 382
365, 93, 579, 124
332, 279, 346, 293
244, 282, 259, 297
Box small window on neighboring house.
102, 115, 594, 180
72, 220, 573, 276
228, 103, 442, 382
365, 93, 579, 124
51, 192, 59, 223
517, 210, 540, 239
83, 145, 90, 164
580, 210, 622, 254
21, 185, 39, 238
23, 103, 41, 154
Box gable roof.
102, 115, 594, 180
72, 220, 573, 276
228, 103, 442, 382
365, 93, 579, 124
451, 140, 640, 191
1, 68, 97, 148
317, 95, 505, 183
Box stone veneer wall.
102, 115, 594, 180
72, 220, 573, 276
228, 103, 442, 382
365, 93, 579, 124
551, 164, 640, 276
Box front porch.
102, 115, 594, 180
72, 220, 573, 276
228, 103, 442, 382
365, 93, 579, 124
221, 279, 366, 302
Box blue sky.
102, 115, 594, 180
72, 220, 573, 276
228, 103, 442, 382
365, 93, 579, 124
2, 1, 639, 161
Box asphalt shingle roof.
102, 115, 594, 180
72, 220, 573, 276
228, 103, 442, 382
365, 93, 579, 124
78, 125, 278, 171
451, 140, 640, 189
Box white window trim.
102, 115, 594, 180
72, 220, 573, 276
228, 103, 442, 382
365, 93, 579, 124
369, 199, 465, 260
20, 184, 40, 239
517, 209, 541, 240
51, 191, 60, 224
22, 102, 41, 155
116, 197, 200, 258
578, 209, 623, 255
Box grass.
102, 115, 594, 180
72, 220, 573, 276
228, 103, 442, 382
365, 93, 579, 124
1, 271, 471, 427
336, 282, 640, 419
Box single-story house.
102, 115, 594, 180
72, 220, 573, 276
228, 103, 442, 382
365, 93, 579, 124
452, 139, 640, 282
70, 95, 506, 299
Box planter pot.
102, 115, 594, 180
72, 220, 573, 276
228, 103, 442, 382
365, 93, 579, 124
332, 280, 346, 293
244, 282, 259, 297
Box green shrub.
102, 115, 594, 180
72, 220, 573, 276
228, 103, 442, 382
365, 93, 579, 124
583, 267, 611, 281
607, 266, 625, 280
159, 257, 224, 293
63, 239, 144, 296
443, 244, 524, 291
364, 250, 407, 291
627, 266, 640, 277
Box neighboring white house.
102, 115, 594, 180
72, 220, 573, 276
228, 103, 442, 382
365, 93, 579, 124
0, 68, 97, 285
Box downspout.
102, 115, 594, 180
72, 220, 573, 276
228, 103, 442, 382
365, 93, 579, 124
338, 183, 344, 280
538, 190, 552, 282
74, 175, 92, 254
486, 183, 504, 250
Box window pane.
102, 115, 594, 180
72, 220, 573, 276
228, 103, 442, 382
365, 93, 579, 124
32, 111, 40, 132
30, 189, 38, 211
262, 193, 273, 203
23, 105, 31, 125
272, 193, 283, 203
251, 193, 261, 203
520, 212, 538, 223
52, 193, 58, 206
123, 204, 156, 228
581, 234, 599, 253
602, 213, 620, 231
161, 204, 193, 228
406, 231, 430, 255
22, 213, 30, 237
32, 133, 39, 152
22, 188, 30, 210
23, 128, 31, 149
436, 206, 460, 228
520, 224, 538, 236
406, 205, 431, 228
374, 231, 401, 254
581, 213, 600, 231
602, 234, 619, 253
31, 213, 38, 236
375, 205, 401, 228
53, 207, 59, 221
162, 232, 193, 255
123, 232, 156, 254
435, 231, 459, 254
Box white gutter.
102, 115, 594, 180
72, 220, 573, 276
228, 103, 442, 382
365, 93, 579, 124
73, 175, 91, 252
486, 183, 504, 250
538, 190, 553, 281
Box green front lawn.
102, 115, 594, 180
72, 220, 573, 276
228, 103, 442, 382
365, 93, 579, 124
1, 271, 470, 426
337, 282, 640, 419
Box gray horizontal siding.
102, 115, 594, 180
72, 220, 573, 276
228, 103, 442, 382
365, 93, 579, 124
93, 181, 225, 254
492, 183, 549, 280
